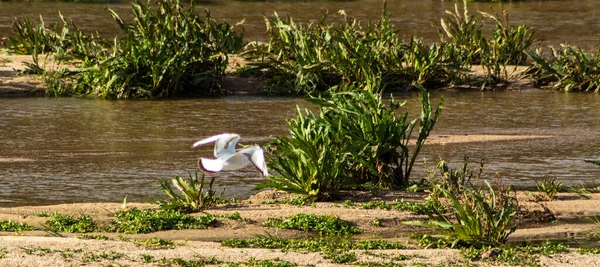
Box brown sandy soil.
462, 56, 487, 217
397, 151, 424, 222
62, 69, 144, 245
0, 190, 599, 266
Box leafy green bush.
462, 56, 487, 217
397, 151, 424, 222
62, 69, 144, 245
527, 45, 600, 92
406, 181, 518, 248
12, 0, 243, 98
535, 177, 563, 201
263, 213, 361, 236
261, 80, 442, 199
108, 208, 216, 234
158, 171, 225, 212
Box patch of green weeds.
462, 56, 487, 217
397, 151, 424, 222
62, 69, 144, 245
327, 250, 357, 263
361, 200, 390, 210
343, 200, 355, 208
44, 213, 97, 233
263, 213, 361, 236
370, 219, 382, 227
140, 254, 155, 263
239, 257, 298, 267
75, 234, 111, 240
390, 199, 434, 215
131, 237, 175, 249
460, 240, 570, 266
81, 250, 126, 263
219, 211, 252, 223
0, 220, 35, 232
0, 248, 7, 259
157, 255, 223, 266
355, 262, 406, 267
222, 236, 404, 252
108, 208, 216, 234
577, 247, 600, 254
35, 211, 52, 217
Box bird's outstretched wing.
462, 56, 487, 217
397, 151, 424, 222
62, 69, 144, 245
198, 157, 225, 173
192, 133, 240, 158
239, 145, 268, 176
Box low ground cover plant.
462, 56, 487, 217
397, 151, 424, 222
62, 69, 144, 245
0, 220, 35, 232
108, 208, 216, 234
44, 213, 98, 233
263, 213, 361, 236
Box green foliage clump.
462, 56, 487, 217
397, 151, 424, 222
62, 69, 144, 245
11, 0, 243, 98
527, 45, 600, 93
108, 208, 216, 234
0, 220, 35, 232
406, 181, 518, 248
263, 213, 361, 236
158, 171, 225, 212
261, 80, 442, 199
44, 213, 98, 233
535, 177, 563, 201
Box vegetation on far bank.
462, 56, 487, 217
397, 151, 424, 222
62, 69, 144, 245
1, 0, 599, 98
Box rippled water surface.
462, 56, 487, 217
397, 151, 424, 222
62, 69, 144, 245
1, 91, 599, 206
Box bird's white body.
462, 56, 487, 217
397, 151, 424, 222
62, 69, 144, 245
192, 133, 268, 176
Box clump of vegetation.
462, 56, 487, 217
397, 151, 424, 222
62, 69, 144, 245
11, 0, 243, 98
158, 171, 225, 212
527, 45, 600, 93
535, 177, 563, 201
131, 237, 176, 249
75, 234, 111, 240
263, 213, 361, 236
406, 181, 518, 248
461, 240, 569, 266
427, 157, 484, 196
261, 80, 442, 199
108, 208, 216, 234
0, 220, 35, 232
44, 213, 98, 233
439, 1, 535, 86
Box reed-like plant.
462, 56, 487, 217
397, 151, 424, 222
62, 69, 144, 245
158, 171, 225, 212
406, 181, 518, 248
526, 45, 600, 93
427, 157, 484, 195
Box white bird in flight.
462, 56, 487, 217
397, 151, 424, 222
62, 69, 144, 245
191, 133, 268, 176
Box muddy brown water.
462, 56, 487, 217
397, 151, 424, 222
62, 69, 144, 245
0, 0, 599, 49
1, 91, 599, 206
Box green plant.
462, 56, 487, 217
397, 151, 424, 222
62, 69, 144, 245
261, 81, 443, 199
82, 250, 126, 263
527, 45, 600, 93
108, 208, 216, 234
131, 237, 175, 249
535, 177, 563, 200
263, 213, 361, 236
406, 181, 518, 248
428, 157, 484, 195
44, 213, 97, 233
158, 171, 225, 212
0, 220, 35, 232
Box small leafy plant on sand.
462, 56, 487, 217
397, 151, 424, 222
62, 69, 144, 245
535, 177, 563, 201
0, 220, 35, 232
158, 171, 225, 212
427, 157, 484, 196
263, 213, 361, 236
406, 181, 518, 248
108, 208, 216, 234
